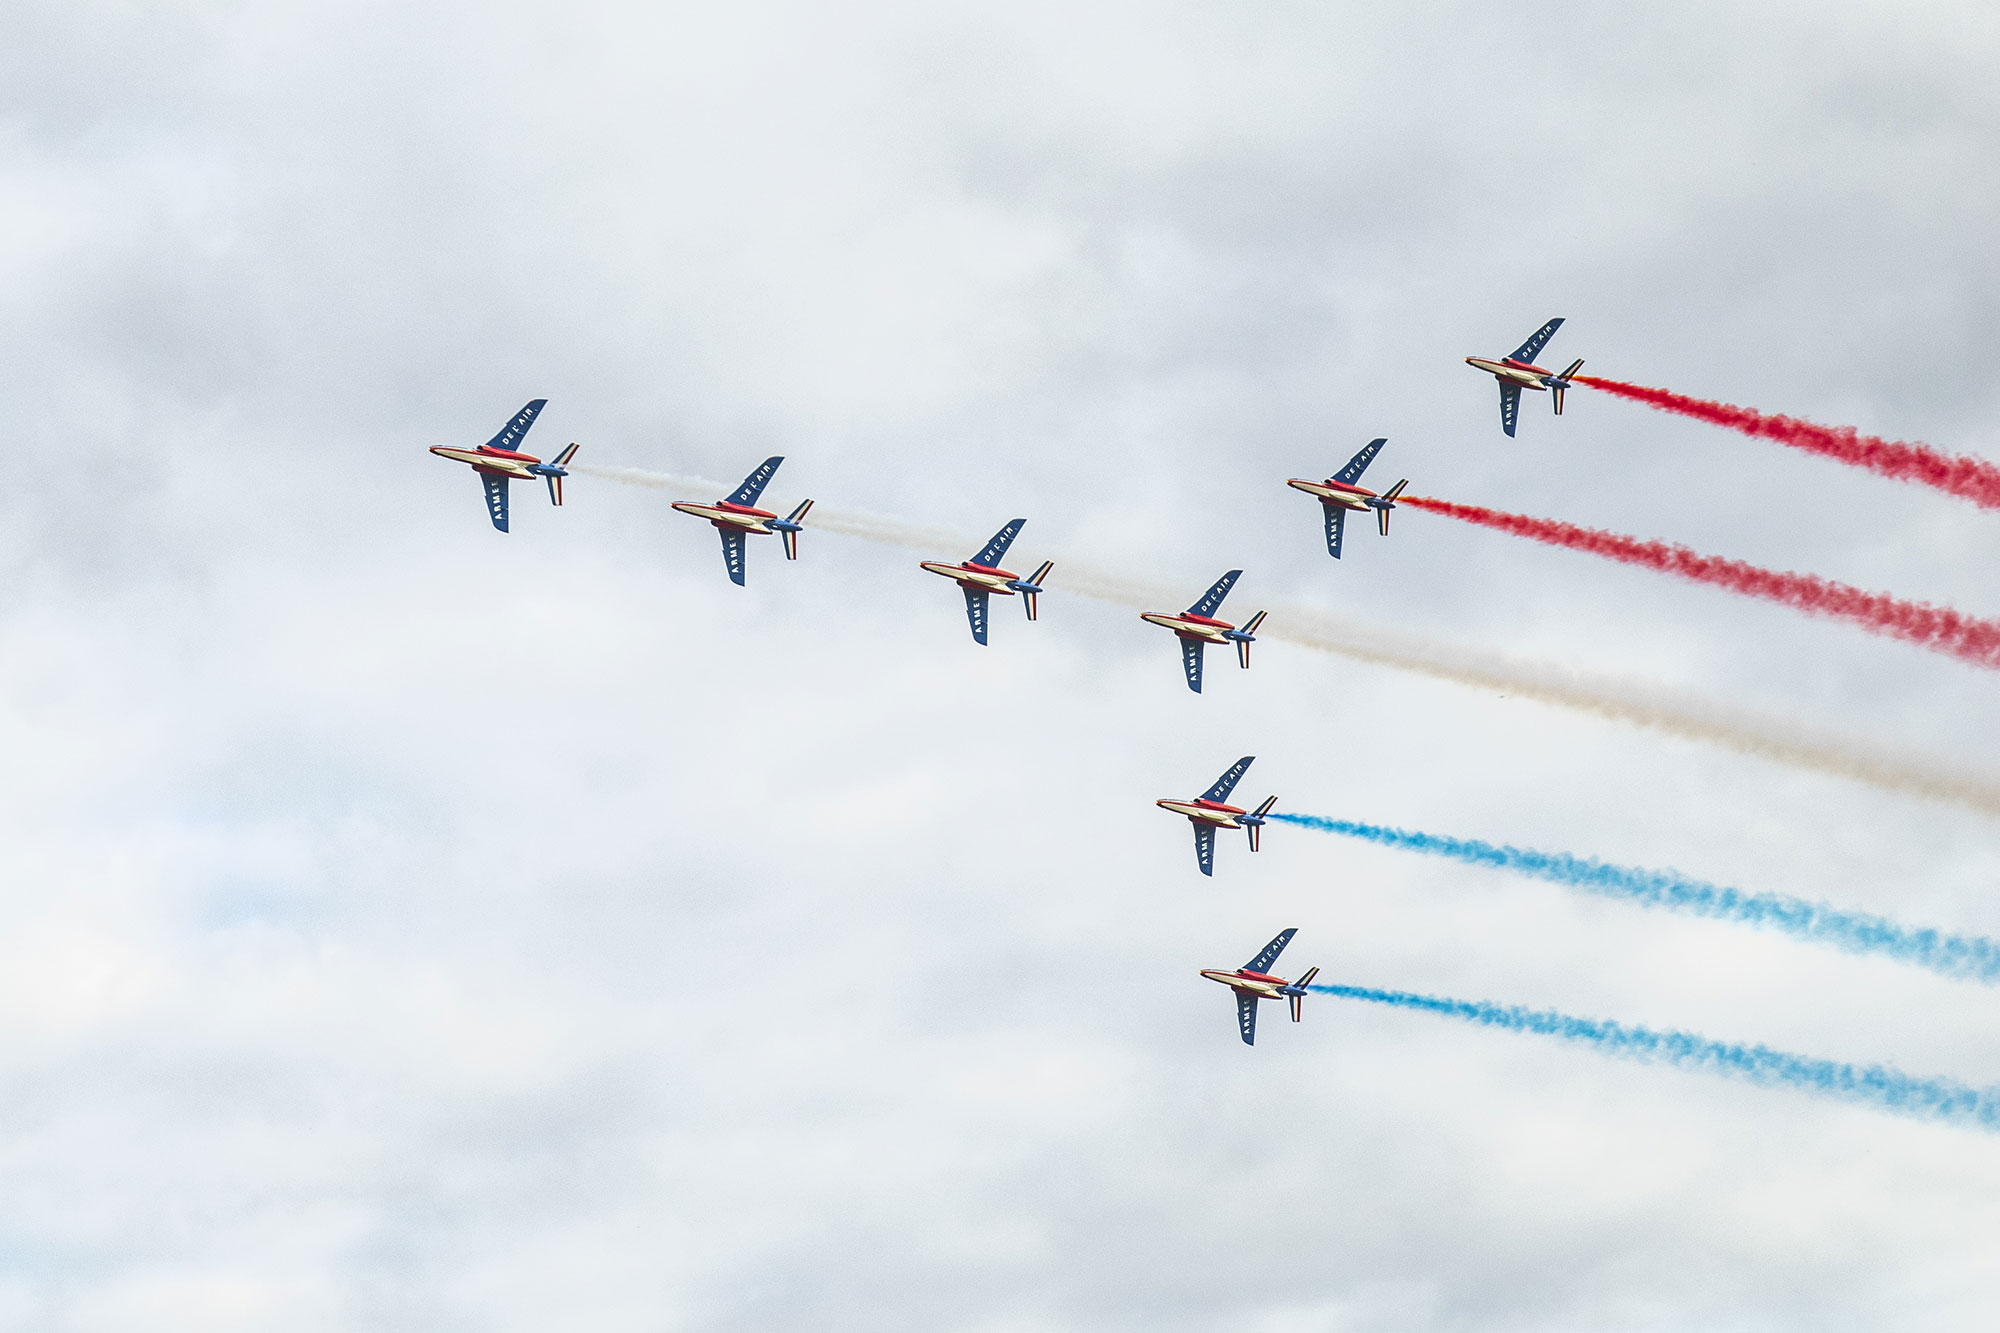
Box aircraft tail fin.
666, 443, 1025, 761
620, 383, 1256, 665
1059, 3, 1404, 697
546, 473, 564, 506
778, 499, 813, 560
1290, 966, 1320, 1021
1234, 610, 1268, 668
1553, 360, 1584, 415
1377, 479, 1408, 536
1020, 560, 1054, 620
553, 442, 580, 467
1246, 795, 1277, 851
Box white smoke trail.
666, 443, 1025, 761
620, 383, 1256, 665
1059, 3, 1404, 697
580, 463, 2000, 818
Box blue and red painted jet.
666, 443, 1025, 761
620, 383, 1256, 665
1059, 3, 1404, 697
1140, 570, 1267, 692
671, 457, 813, 586
1157, 755, 1276, 876
1201, 928, 1319, 1046
1287, 437, 1407, 559
1464, 317, 1584, 437
428, 399, 578, 532
920, 519, 1054, 645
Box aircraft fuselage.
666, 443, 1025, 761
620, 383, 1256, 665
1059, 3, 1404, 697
1464, 355, 1557, 389
1286, 478, 1382, 510
922, 560, 1022, 595
673, 499, 782, 534
1157, 797, 1248, 828
429, 445, 542, 478
1199, 968, 1292, 1000
1140, 611, 1232, 643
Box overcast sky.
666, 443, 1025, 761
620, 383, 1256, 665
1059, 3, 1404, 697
5, 1, 2000, 1328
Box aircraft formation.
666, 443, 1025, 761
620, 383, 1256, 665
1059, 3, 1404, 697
425, 319, 1579, 1046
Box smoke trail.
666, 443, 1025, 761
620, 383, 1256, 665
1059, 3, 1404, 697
1273, 813, 2000, 982
583, 463, 2000, 817
1311, 982, 2000, 1130
1404, 495, 2000, 670
1577, 376, 2000, 510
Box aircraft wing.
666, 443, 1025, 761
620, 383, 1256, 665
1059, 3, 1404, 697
482, 399, 546, 453
1193, 822, 1217, 876
1202, 756, 1255, 803
1236, 992, 1258, 1045
971, 518, 1026, 568
1243, 927, 1297, 974
1185, 569, 1242, 618
1333, 437, 1387, 485
1324, 505, 1347, 559
963, 587, 990, 645
720, 529, 747, 586
1507, 317, 1563, 363
1498, 382, 1521, 438
727, 456, 784, 506
1180, 637, 1205, 693
480, 474, 510, 532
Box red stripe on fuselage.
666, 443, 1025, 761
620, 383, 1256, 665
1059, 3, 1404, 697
480, 447, 542, 463
712, 501, 776, 518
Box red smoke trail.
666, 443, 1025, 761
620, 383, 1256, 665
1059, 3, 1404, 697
1403, 495, 2000, 670
1575, 376, 2000, 510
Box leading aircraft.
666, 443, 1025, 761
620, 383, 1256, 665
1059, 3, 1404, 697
1286, 437, 1408, 559
1156, 755, 1277, 876
1140, 570, 1267, 693
1464, 317, 1584, 437
919, 519, 1054, 645
1200, 928, 1320, 1046
428, 399, 579, 532
670, 456, 814, 586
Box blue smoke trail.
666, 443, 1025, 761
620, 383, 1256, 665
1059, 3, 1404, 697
1272, 812, 2000, 983
1311, 982, 2000, 1130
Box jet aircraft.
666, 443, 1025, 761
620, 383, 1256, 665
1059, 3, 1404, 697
1201, 928, 1320, 1046
919, 519, 1054, 645
1140, 570, 1267, 693
670, 456, 814, 586
1156, 755, 1277, 876
428, 399, 579, 532
1464, 318, 1585, 437
1286, 437, 1408, 559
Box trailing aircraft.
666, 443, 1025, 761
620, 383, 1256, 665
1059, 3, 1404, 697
1464, 318, 1584, 437
1200, 928, 1320, 1046
1156, 755, 1277, 876
918, 519, 1054, 645
428, 399, 578, 532
1286, 437, 1408, 558
1139, 570, 1267, 693
670, 456, 814, 586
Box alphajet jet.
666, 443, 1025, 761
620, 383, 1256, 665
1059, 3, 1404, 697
1201, 928, 1320, 1046
1140, 570, 1266, 693
428, 399, 578, 532
1286, 437, 1408, 559
670, 456, 813, 586
1464, 318, 1584, 437
919, 519, 1053, 645
1156, 755, 1277, 877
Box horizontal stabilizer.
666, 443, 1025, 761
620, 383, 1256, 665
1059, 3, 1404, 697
545, 473, 564, 506
552, 442, 580, 467
780, 499, 813, 560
